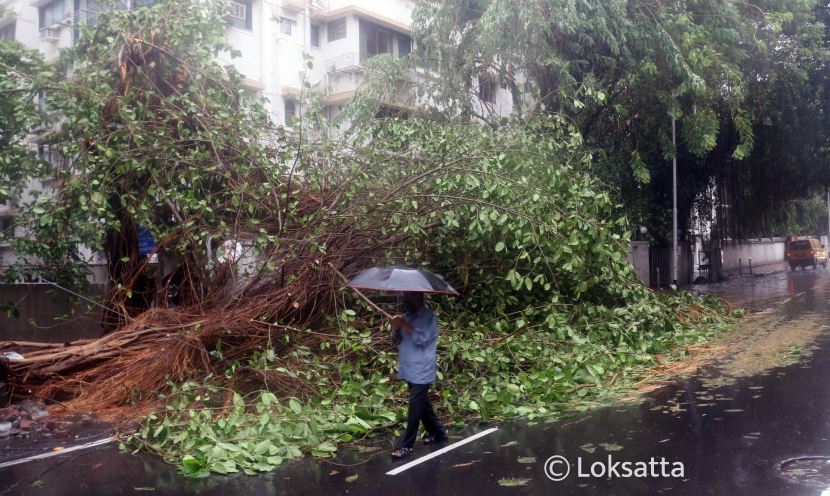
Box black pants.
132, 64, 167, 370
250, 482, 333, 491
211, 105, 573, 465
397, 382, 446, 449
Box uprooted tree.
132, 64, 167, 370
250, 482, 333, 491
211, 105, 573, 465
0, 0, 736, 475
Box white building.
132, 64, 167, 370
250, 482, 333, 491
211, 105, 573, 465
2, 0, 514, 124
0, 0, 514, 280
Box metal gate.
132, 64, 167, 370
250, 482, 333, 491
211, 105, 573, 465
695, 250, 713, 282
650, 249, 672, 288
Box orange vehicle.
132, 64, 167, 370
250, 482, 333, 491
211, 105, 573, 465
787, 239, 828, 270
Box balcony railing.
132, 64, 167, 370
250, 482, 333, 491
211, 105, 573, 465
71, 1, 128, 26
326, 52, 362, 74
326, 52, 416, 74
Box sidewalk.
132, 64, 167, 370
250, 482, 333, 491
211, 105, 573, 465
722, 261, 790, 277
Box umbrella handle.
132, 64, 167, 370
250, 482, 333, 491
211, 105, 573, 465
328, 263, 395, 320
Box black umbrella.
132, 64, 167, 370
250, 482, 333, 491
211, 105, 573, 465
345, 266, 458, 295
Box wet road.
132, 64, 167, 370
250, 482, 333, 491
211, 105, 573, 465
4, 268, 830, 495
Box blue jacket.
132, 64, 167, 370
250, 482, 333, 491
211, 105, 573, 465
391, 306, 438, 384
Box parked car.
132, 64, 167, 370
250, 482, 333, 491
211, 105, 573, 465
787, 239, 828, 270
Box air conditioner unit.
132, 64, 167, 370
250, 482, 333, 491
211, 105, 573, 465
223, 2, 246, 21
39, 27, 60, 42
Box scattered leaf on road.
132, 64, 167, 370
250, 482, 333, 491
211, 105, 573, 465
580, 443, 595, 453
724, 409, 744, 413
599, 443, 623, 451
498, 478, 530, 486
329, 471, 339, 476
517, 457, 536, 463
32, 481, 44, 488
501, 441, 519, 447
452, 460, 480, 468
92, 463, 103, 470
659, 439, 670, 443
749, 387, 763, 389
134, 488, 155, 492
345, 475, 358, 482
790, 469, 806, 476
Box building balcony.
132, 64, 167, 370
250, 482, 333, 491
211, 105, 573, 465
326, 52, 362, 75
70, 1, 127, 27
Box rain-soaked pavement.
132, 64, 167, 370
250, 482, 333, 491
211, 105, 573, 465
3, 267, 830, 495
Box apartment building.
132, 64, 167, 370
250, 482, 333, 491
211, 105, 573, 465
3, 0, 514, 130
0, 0, 514, 280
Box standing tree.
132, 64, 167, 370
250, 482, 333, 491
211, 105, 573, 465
402, 0, 828, 241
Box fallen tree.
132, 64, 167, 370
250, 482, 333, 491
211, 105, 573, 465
0, 0, 738, 475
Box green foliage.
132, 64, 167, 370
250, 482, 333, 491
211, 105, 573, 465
400, 0, 830, 241
128, 290, 731, 476
0, 13, 52, 204
3, 0, 268, 296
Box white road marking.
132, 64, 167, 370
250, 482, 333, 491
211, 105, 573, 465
386, 428, 498, 475
0, 437, 112, 469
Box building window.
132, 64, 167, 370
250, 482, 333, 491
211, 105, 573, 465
397, 33, 410, 57
479, 78, 496, 104
0, 23, 15, 42
327, 17, 346, 42
280, 17, 296, 35
310, 24, 320, 47
224, 0, 252, 30
0, 217, 15, 240
285, 99, 295, 124
360, 19, 412, 62
39, 0, 70, 29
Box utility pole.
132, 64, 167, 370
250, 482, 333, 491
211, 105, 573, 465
672, 102, 678, 286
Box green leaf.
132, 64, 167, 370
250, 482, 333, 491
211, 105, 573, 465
254, 440, 271, 455
181, 456, 201, 471
498, 478, 529, 486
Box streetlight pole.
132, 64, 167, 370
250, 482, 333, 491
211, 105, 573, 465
826, 188, 830, 245
672, 107, 678, 285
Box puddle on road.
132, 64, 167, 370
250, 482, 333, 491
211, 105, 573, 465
699, 313, 829, 388
662, 272, 830, 391
778, 456, 830, 486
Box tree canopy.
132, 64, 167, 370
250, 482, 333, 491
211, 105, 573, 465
407, 0, 830, 240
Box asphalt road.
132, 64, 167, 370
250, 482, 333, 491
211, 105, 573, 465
3, 268, 830, 495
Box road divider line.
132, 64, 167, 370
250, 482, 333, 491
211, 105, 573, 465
386, 428, 498, 475
0, 437, 112, 470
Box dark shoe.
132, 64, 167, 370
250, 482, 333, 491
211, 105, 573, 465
391, 447, 413, 459
423, 428, 449, 444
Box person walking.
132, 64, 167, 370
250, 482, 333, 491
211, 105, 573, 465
389, 291, 448, 458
